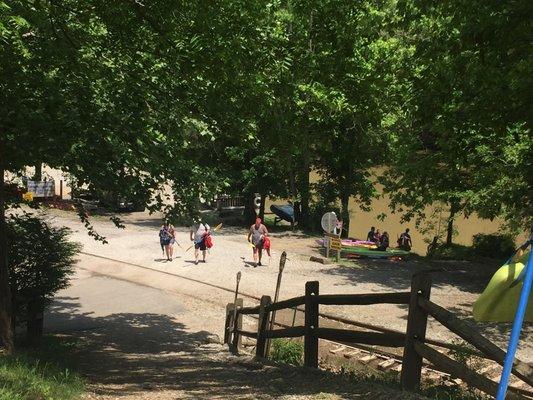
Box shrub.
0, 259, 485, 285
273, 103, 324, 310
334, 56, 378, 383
472, 233, 515, 260
6, 213, 81, 339
270, 338, 303, 366
431, 243, 474, 260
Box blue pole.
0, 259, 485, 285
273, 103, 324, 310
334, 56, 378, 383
496, 248, 533, 399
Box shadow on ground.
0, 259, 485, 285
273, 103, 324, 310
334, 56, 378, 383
319, 256, 499, 295
45, 297, 421, 399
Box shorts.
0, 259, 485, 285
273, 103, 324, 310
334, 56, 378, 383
160, 239, 171, 246
195, 240, 207, 251
253, 241, 263, 252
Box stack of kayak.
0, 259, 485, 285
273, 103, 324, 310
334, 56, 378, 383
317, 238, 410, 259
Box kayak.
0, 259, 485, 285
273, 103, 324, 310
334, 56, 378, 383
316, 238, 377, 249
473, 251, 533, 323
342, 240, 377, 249
342, 239, 376, 246
341, 247, 410, 259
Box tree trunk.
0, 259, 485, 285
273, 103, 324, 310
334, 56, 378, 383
27, 297, 44, 344
258, 193, 266, 221
243, 192, 257, 226
288, 165, 301, 224
0, 149, 14, 353
340, 192, 350, 239
34, 163, 42, 181
446, 201, 458, 246
298, 154, 310, 229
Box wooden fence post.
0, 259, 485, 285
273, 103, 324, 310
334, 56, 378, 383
304, 281, 319, 368
401, 273, 432, 391
230, 298, 243, 352
265, 252, 287, 355
256, 295, 272, 358
224, 303, 233, 345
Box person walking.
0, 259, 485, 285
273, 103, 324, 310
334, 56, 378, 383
398, 228, 412, 251
159, 220, 176, 261
247, 217, 268, 266
190, 221, 210, 265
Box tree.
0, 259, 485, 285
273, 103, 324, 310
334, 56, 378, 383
382, 0, 532, 241
7, 212, 81, 341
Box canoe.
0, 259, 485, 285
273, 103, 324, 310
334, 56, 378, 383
473, 251, 533, 323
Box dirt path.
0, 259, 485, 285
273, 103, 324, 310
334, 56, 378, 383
42, 209, 532, 363
46, 256, 426, 399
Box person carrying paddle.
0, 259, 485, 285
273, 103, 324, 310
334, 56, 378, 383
159, 220, 176, 261
248, 217, 268, 266
190, 221, 210, 265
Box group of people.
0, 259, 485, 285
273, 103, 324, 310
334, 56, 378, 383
158, 217, 271, 266
366, 226, 412, 251
159, 220, 212, 264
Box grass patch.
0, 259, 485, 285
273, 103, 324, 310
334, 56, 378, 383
0, 335, 85, 400
270, 338, 303, 366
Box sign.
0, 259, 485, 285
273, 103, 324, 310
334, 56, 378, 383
22, 192, 34, 202
329, 237, 342, 250
27, 180, 55, 198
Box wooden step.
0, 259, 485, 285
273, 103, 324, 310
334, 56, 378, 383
378, 359, 396, 371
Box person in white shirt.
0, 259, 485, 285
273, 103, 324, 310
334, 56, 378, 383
190, 221, 210, 265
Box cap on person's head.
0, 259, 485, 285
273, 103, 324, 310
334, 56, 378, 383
406, 228, 410, 233
371, 226, 375, 230
255, 217, 262, 225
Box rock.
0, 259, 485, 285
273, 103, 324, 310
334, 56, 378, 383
203, 334, 221, 344
310, 256, 331, 265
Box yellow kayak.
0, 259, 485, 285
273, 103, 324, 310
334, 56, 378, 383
473, 251, 533, 322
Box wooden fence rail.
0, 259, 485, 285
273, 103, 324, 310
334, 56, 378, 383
418, 296, 533, 387
317, 292, 410, 305
223, 273, 533, 399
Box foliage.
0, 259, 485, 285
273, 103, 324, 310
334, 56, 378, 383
448, 339, 484, 372
472, 233, 515, 260
270, 338, 303, 366
431, 243, 474, 261
382, 0, 532, 235
6, 212, 80, 317
0, 336, 84, 400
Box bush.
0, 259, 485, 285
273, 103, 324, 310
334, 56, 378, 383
431, 243, 474, 260
472, 233, 515, 259
270, 338, 303, 366
7, 213, 81, 339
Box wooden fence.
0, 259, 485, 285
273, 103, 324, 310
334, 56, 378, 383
224, 273, 533, 399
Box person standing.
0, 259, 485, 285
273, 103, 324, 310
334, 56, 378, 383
247, 217, 268, 266
378, 231, 390, 251
367, 226, 376, 242
190, 221, 210, 265
159, 220, 176, 261
398, 228, 412, 251
374, 229, 382, 244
